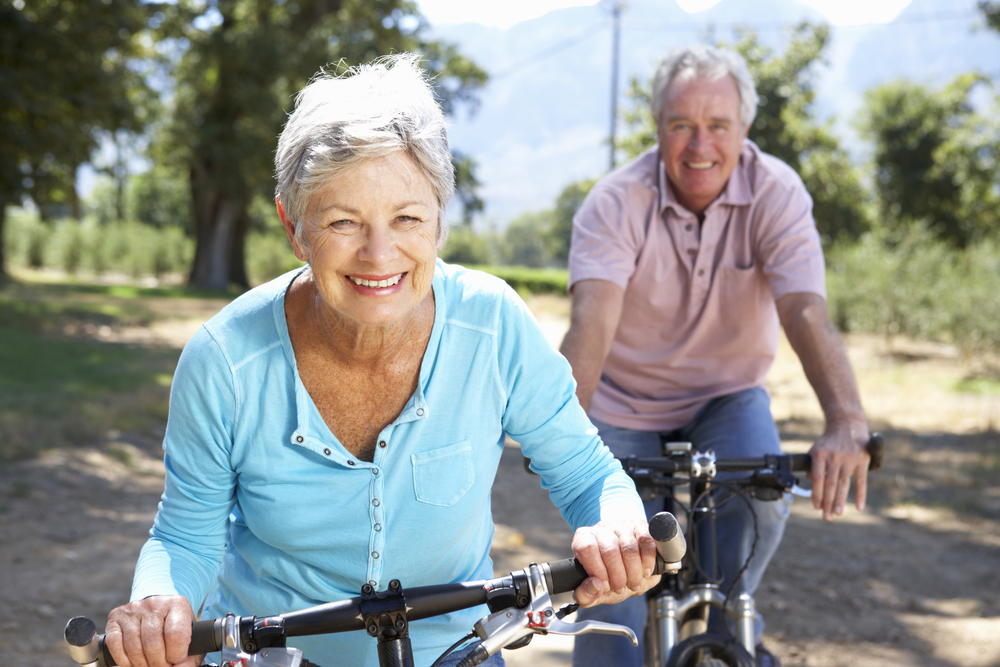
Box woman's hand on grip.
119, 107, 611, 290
105, 596, 203, 667
570, 517, 660, 608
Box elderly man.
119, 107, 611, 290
562, 45, 871, 667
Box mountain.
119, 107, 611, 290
429, 0, 1000, 228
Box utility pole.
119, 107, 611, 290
608, 2, 623, 171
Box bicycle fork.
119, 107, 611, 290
649, 586, 756, 664
648, 466, 757, 666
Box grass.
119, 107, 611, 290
0, 278, 187, 461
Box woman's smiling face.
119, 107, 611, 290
283, 152, 441, 328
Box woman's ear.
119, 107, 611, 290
276, 196, 309, 262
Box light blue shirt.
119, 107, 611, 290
132, 260, 644, 666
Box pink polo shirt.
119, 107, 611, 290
568, 141, 826, 431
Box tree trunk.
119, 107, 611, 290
187, 163, 251, 291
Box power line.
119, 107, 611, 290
485, 8, 987, 81
488, 21, 607, 80
627, 8, 980, 33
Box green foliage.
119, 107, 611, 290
857, 74, 999, 247
827, 230, 1000, 356
549, 179, 597, 263
245, 230, 305, 287
452, 152, 485, 225
440, 225, 496, 266
619, 75, 657, 161
982, 1, 1000, 32
503, 211, 555, 268
4, 210, 193, 280
152, 0, 488, 289
0, 0, 154, 211
130, 166, 194, 230
617, 23, 871, 245
465, 265, 569, 296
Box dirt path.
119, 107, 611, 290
1, 293, 998, 667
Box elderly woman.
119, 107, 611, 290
105, 54, 657, 667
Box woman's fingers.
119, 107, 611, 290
106, 596, 195, 667
571, 518, 660, 608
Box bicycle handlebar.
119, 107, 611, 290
66, 513, 686, 667
622, 433, 884, 476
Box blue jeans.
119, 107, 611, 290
437, 641, 506, 666
572, 387, 792, 667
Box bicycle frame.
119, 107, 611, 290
643, 447, 757, 666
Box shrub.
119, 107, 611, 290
827, 228, 1000, 355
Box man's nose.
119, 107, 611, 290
687, 127, 710, 151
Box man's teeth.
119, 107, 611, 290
350, 274, 403, 288
686, 162, 714, 170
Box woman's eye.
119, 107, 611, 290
330, 219, 353, 228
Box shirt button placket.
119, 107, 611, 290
368, 462, 386, 586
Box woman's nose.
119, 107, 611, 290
359, 224, 399, 265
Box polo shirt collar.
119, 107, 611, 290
657, 142, 754, 217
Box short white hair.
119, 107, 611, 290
275, 53, 454, 246
651, 45, 759, 130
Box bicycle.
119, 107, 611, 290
64, 512, 688, 667
617, 433, 885, 667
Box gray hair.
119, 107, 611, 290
275, 53, 454, 247
651, 45, 759, 130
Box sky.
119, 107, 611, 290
417, 0, 914, 29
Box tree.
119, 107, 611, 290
981, 1, 1000, 32
452, 151, 484, 226
503, 211, 553, 268
0, 0, 153, 277
617, 23, 870, 245
548, 179, 596, 264
858, 74, 999, 246
155, 0, 487, 290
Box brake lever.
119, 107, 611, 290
790, 484, 812, 498
472, 563, 638, 661
219, 615, 303, 667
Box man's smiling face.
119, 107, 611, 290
657, 73, 749, 216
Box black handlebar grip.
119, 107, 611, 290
545, 558, 590, 595
787, 454, 812, 472
649, 512, 686, 563
866, 432, 884, 472
189, 619, 222, 655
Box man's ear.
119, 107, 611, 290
276, 196, 309, 262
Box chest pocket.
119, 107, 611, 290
411, 441, 476, 506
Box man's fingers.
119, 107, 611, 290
833, 470, 852, 517
810, 457, 827, 512
854, 464, 869, 511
